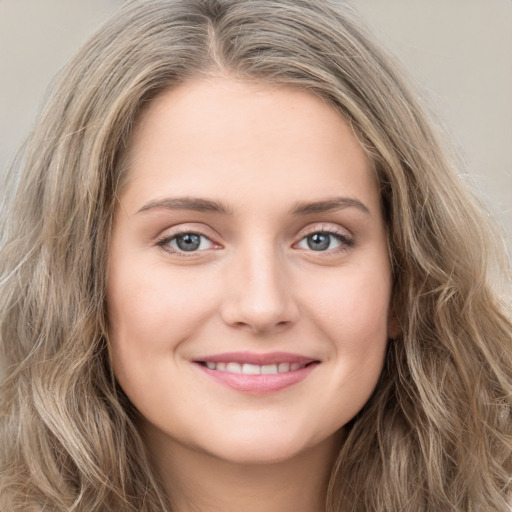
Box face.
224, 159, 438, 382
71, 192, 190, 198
107, 78, 395, 465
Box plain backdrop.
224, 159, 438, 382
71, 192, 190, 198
1, 0, 511, 244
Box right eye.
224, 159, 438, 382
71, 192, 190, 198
159, 232, 216, 253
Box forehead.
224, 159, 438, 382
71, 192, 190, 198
120, 77, 380, 216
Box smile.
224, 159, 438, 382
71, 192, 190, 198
193, 352, 320, 393
199, 362, 309, 374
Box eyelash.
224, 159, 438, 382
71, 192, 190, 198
156, 226, 355, 256
295, 227, 355, 254
156, 228, 219, 257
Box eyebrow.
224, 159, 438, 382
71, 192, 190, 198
136, 195, 370, 216
136, 197, 232, 215
290, 197, 371, 216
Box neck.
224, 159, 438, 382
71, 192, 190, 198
143, 425, 341, 512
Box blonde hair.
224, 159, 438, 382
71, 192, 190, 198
1, 0, 511, 510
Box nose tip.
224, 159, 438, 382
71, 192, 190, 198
220, 259, 299, 334
226, 300, 294, 334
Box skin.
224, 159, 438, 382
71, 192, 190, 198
107, 77, 396, 512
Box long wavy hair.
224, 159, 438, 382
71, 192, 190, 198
1, 1, 511, 510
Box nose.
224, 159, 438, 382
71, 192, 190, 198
220, 245, 299, 334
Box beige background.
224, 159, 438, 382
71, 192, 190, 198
1, 0, 511, 243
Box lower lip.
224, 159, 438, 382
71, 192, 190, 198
195, 363, 319, 394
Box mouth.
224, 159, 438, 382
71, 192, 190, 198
193, 352, 320, 393
197, 361, 314, 374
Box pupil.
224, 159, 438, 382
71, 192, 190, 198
176, 233, 201, 251
307, 233, 330, 251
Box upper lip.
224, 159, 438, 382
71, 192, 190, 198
193, 351, 318, 366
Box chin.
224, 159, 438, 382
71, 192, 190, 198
197, 425, 330, 466
209, 443, 308, 466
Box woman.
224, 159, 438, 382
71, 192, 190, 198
1, 0, 511, 511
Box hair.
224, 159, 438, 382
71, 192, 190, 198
1, 0, 511, 510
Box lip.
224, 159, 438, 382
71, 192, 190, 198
194, 351, 316, 365
193, 351, 320, 394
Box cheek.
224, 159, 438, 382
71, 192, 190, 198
302, 263, 392, 345
105, 262, 222, 421
106, 255, 219, 368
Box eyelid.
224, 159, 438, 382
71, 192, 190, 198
298, 222, 353, 240
155, 224, 222, 255
153, 222, 354, 257
293, 223, 355, 252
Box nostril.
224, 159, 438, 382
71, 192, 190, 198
219, 278, 300, 332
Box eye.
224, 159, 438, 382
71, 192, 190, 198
296, 231, 352, 252
159, 232, 216, 253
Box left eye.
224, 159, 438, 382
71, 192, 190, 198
165, 233, 215, 252
296, 232, 344, 251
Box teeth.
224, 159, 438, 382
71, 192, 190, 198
226, 362, 242, 373
203, 362, 307, 374
261, 364, 278, 374
243, 363, 260, 375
